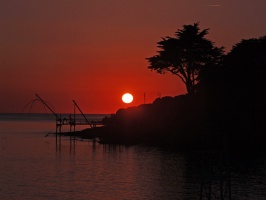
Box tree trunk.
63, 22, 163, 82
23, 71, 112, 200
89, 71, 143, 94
186, 79, 194, 95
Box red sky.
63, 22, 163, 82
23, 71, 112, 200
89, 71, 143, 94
1, 0, 266, 114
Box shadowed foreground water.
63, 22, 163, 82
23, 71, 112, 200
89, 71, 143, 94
0, 130, 193, 199
1, 115, 266, 199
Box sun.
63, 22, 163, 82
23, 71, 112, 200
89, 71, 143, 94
122, 93, 133, 104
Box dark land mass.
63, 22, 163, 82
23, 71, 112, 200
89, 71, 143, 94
63, 89, 265, 153
60, 35, 266, 152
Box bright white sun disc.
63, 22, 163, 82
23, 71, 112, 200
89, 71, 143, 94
122, 93, 133, 103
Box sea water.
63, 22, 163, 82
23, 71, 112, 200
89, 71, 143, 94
1, 113, 266, 199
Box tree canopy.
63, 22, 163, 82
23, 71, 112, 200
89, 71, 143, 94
200, 35, 266, 97
146, 23, 224, 94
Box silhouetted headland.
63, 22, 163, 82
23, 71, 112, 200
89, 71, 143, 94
63, 32, 266, 152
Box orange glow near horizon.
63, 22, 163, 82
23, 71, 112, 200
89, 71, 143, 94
1, 1, 266, 114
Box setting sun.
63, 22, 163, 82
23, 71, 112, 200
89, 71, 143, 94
122, 93, 133, 104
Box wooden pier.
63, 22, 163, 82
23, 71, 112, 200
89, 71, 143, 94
55, 115, 104, 133
35, 94, 105, 134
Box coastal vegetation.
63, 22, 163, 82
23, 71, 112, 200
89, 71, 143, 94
146, 22, 224, 95
81, 24, 266, 151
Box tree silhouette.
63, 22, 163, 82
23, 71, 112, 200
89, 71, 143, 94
198, 35, 266, 140
146, 23, 224, 94
224, 36, 266, 95
201, 35, 266, 97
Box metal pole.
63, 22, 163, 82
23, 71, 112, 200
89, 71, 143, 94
35, 94, 59, 120
74, 104, 76, 132
72, 100, 92, 128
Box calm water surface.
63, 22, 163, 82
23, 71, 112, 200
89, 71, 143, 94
1, 114, 266, 199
